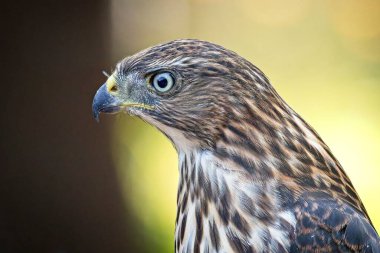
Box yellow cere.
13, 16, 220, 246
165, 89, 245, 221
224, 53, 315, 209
106, 74, 118, 93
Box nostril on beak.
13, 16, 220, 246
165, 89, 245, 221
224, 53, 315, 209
105, 74, 119, 93
109, 84, 118, 92
107, 82, 118, 93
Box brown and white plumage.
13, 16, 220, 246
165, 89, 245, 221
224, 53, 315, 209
92, 39, 380, 252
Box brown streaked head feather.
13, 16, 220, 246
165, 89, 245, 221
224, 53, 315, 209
113, 39, 276, 148
110, 39, 365, 213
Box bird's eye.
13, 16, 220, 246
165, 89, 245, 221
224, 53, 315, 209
151, 72, 175, 93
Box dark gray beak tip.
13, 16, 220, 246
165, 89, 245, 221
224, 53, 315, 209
92, 83, 114, 122
93, 110, 100, 122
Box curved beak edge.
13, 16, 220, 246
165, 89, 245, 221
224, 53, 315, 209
92, 83, 121, 122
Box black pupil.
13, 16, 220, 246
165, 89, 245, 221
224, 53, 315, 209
156, 75, 168, 89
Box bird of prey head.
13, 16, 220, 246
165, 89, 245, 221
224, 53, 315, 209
93, 39, 379, 252
92, 39, 277, 150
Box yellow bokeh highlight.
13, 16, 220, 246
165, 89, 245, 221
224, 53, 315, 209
240, 0, 311, 27
328, 0, 380, 39
112, 116, 178, 250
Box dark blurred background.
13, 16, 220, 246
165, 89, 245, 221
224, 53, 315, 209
1, 0, 379, 253
0, 1, 137, 252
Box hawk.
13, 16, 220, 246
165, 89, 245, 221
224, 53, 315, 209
92, 39, 380, 252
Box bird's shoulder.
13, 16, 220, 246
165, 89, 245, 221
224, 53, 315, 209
290, 191, 380, 253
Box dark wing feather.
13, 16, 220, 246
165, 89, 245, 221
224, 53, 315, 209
290, 192, 380, 252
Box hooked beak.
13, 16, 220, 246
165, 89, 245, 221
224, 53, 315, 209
92, 82, 123, 122
92, 75, 155, 122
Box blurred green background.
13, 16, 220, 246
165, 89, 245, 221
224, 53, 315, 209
1, 0, 379, 253
110, 0, 380, 252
